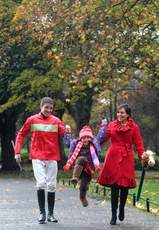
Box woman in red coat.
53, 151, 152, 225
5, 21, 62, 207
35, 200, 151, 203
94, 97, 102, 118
97, 103, 145, 225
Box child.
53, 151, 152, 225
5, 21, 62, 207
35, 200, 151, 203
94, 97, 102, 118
63, 120, 107, 207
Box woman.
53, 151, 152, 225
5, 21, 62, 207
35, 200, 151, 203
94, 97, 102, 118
97, 103, 145, 225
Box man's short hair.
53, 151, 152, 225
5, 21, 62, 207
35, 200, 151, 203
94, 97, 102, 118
40, 97, 54, 107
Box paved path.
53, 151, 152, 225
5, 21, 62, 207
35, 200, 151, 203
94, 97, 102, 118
0, 176, 158, 230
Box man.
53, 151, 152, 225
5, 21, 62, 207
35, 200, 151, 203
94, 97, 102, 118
14, 97, 65, 224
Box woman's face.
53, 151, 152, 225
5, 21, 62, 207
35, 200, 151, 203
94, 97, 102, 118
117, 108, 129, 124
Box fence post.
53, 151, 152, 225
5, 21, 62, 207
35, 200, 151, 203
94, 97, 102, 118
96, 185, 99, 194
133, 193, 136, 206
146, 198, 150, 212
103, 187, 106, 196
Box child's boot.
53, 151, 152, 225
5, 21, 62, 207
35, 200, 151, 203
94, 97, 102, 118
80, 190, 88, 207
71, 165, 83, 185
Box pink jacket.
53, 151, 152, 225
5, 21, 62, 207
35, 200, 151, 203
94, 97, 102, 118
15, 113, 65, 160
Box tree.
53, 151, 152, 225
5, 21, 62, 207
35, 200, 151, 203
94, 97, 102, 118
0, 0, 66, 169
7, 0, 159, 123
0, 0, 159, 169
0, 0, 23, 170
128, 87, 159, 154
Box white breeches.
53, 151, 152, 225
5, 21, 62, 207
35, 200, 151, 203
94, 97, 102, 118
32, 159, 57, 192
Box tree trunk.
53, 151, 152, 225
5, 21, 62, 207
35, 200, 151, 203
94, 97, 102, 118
0, 111, 19, 171
67, 89, 93, 134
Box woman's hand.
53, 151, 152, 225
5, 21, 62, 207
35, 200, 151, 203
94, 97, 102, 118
101, 119, 108, 126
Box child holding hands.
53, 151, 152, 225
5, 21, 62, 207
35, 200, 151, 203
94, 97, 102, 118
63, 120, 107, 207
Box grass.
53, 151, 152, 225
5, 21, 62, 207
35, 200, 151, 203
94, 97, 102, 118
87, 179, 159, 216
130, 180, 159, 214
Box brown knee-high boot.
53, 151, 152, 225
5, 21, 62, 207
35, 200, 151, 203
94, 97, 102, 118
80, 190, 88, 207
71, 165, 83, 185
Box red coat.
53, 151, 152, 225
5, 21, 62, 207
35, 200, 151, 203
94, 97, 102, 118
15, 113, 65, 161
97, 118, 145, 188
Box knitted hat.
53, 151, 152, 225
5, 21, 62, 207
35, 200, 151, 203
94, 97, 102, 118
79, 126, 93, 139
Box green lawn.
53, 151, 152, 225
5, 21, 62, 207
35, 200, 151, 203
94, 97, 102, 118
58, 169, 159, 216
129, 179, 159, 214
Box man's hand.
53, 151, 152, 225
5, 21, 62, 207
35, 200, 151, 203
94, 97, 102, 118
15, 154, 21, 163
65, 125, 71, 134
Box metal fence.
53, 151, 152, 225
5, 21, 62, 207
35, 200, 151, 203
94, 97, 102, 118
58, 178, 159, 214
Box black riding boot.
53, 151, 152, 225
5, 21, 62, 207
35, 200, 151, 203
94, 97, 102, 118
37, 189, 46, 223
110, 183, 119, 225
47, 192, 58, 223
119, 187, 128, 221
